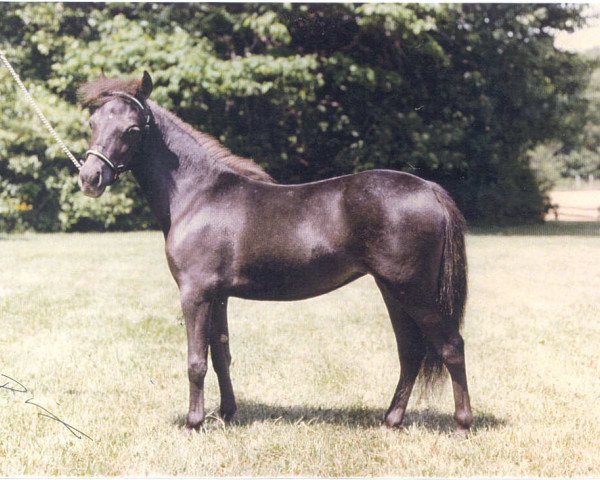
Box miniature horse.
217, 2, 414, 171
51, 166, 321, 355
78, 72, 473, 433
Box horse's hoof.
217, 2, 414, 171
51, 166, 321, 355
219, 399, 237, 422
452, 426, 470, 439
186, 412, 205, 431
383, 410, 404, 429
182, 425, 197, 436
220, 408, 236, 422
183, 422, 205, 436
383, 419, 403, 429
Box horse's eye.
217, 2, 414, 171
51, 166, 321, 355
88, 120, 93, 129
123, 127, 141, 142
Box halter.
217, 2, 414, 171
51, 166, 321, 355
84, 91, 152, 178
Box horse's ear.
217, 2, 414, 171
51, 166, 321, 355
138, 70, 153, 100
99, 69, 107, 80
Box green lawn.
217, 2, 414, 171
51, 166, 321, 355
0, 224, 599, 476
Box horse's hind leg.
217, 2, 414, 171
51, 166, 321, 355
406, 304, 473, 433
377, 281, 426, 428
209, 297, 237, 421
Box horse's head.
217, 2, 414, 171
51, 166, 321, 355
78, 71, 153, 197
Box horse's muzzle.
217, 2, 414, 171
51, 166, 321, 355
78, 156, 110, 197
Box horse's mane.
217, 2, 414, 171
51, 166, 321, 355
150, 102, 274, 183
79, 76, 275, 183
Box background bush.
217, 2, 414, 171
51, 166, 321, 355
0, 3, 594, 231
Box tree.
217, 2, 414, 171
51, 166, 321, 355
0, 3, 593, 231
530, 48, 600, 186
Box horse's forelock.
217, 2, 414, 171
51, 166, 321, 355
78, 77, 142, 108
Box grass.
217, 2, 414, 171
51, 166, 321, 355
0, 223, 599, 476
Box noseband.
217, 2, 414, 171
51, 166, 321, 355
84, 91, 152, 179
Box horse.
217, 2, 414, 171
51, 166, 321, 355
77, 72, 473, 434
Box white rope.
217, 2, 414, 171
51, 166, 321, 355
0, 48, 81, 170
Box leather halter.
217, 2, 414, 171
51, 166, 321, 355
84, 91, 152, 178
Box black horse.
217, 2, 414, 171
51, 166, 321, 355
78, 72, 473, 433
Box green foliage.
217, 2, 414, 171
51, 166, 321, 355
530, 52, 600, 186
0, 3, 593, 230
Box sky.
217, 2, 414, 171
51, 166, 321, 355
554, 3, 600, 52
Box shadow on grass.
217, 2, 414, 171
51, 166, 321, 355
402, 408, 506, 433
468, 221, 599, 237
172, 400, 505, 434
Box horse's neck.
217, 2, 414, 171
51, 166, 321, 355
131, 106, 221, 236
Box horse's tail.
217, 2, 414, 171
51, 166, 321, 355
420, 182, 468, 389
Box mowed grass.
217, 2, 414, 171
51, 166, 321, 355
0, 224, 599, 476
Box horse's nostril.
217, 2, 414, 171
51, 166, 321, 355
78, 167, 103, 191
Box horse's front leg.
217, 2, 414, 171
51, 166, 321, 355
181, 290, 211, 430
210, 297, 237, 421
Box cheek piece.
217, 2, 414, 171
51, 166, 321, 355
84, 91, 152, 180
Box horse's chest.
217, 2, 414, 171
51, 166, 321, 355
165, 216, 241, 280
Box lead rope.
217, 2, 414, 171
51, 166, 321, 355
0, 48, 82, 171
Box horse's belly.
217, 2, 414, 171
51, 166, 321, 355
229, 254, 365, 301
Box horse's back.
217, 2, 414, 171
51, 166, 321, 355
339, 169, 447, 237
